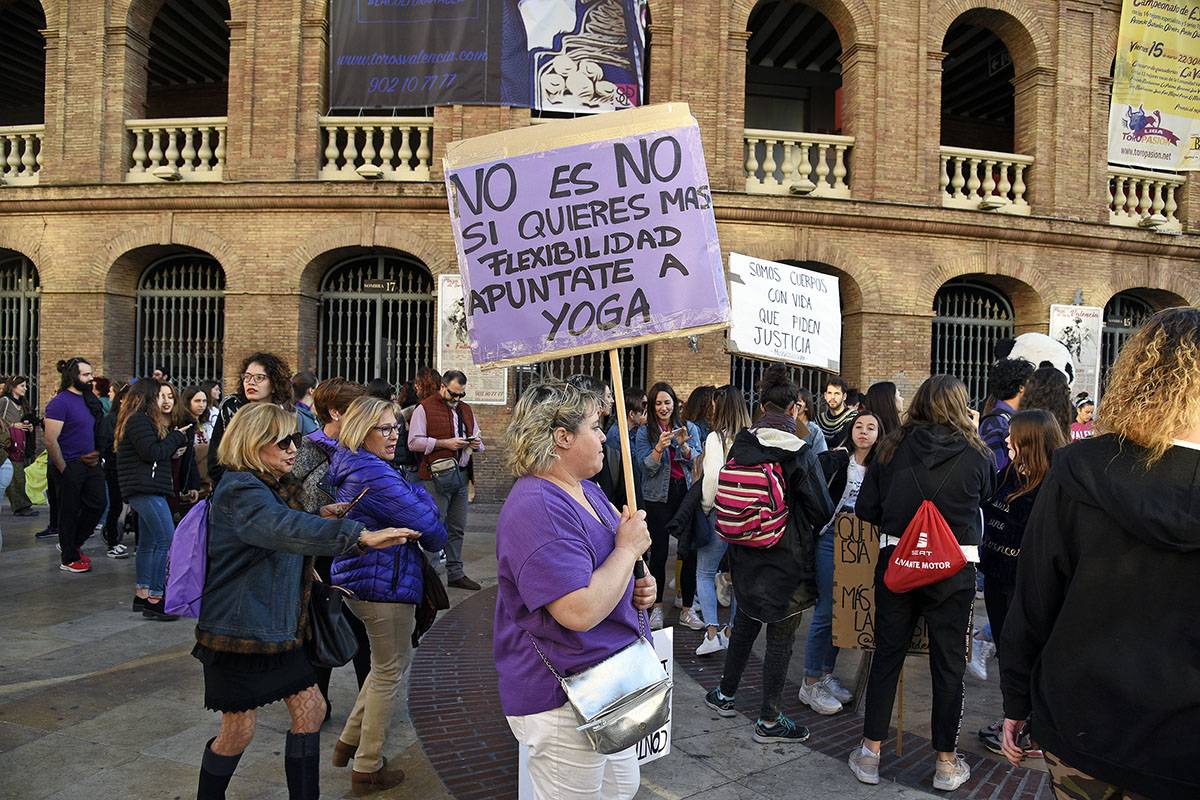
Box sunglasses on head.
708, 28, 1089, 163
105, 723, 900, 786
275, 432, 304, 451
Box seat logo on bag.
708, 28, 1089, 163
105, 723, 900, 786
915, 531, 929, 550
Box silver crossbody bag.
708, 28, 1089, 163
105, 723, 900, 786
527, 610, 672, 754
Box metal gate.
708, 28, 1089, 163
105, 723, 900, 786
512, 347, 648, 401
1100, 292, 1153, 395
0, 253, 39, 404
319, 253, 434, 386
931, 279, 1014, 406
730, 355, 825, 411
136, 255, 225, 386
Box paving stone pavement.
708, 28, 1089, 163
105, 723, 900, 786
0, 502, 1041, 800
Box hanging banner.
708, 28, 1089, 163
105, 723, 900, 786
444, 103, 729, 369
1049, 304, 1103, 402
726, 253, 841, 373
436, 273, 509, 404
1108, 0, 1200, 170
329, 0, 647, 113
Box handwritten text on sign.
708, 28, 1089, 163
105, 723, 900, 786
831, 513, 929, 653
445, 117, 728, 366
727, 253, 841, 372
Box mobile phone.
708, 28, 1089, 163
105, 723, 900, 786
671, 427, 687, 436
341, 486, 369, 517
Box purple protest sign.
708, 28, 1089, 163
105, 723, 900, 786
444, 103, 729, 368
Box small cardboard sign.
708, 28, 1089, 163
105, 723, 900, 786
831, 512, 929, 653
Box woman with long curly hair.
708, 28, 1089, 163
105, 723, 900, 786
207, 352, 294, 489
999, 308, 1200, 799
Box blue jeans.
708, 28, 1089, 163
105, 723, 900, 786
804, 530, 839, 677
695, 524, 735, 631
129, 494, 174, 596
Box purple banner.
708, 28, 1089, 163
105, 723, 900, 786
445, 119, 728, 366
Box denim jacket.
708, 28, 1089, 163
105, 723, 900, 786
634, 420, 702, 503
197, 471, 364, 645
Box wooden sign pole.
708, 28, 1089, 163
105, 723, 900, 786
608, 349, 647, 581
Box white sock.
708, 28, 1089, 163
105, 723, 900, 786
861, 744, 877, 759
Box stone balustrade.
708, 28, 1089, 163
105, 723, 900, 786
939, 146, 1033, 215
1107, 165, 1184, 233
319, 117, 433, 181
126, 118, 227, 182
743, 129, 853, 198
0, 125, 44, 186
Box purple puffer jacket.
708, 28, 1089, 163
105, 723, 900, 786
328, 447, 447, 603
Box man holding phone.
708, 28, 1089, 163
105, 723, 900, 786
408, 370, 484, 590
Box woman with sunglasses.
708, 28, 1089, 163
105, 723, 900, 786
194, 403, 414, 800
115, 378, 194, 620
207, 352, 293, 490
325, 395, 447, 794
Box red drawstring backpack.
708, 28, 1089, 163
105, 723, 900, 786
883, 455, 968, 592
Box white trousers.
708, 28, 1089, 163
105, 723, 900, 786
508, 702, 640, 800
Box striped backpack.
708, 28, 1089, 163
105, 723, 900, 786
714, 459, 789, 547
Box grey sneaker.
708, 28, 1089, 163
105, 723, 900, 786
798, 678, 843, 715
649, 606, 664, 630
848, 745, 880, 785
752, 714, 810, 744
821, 674, 853, 705
933, 754, 971, 791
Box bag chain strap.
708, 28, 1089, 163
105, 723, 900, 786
525, 602, 649, 684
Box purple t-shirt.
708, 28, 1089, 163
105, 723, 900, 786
44, 390, 96, 462
493, 476, 649, 717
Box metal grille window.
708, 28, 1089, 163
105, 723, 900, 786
319, 254, 434, 386
1100, 292, 1153, 395
0, 254, 39, 404
512, 347, 647, 401
931, 279, 1014, 406
136, 255, 225, 386
730, 355, 825, 410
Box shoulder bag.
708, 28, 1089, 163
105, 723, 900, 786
307, 575, 359, 668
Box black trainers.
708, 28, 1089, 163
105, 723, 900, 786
703, 688, 737, 718
753, 714, 811, 744
14, 507, 39, 517
35, 527, 57, 540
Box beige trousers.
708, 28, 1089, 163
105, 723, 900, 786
339, 599, 412, 773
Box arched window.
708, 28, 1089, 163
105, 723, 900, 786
941, 21, 1014, 152
1100, 292, 1153, 394
0, 0, 47, 185
136, 255, 226, 385
319, 253, 434, 386
0, 252, 40, 403
931, 278, 1014, 406
145, 0, 231, 119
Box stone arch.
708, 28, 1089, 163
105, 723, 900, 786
732, 0, 876, 48
930, 1, 1052, 78
0, 225, 54, 275
1099, 281, 1196, 311
113, 0, 243, 32
920, 253, 1053, 328
291, 224, 451, 298
93, 222, 241, 295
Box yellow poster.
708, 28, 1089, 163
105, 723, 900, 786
1108, 0, 1200, 170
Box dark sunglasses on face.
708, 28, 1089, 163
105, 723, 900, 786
275, 433, 304, 451
445, 387, 466, 399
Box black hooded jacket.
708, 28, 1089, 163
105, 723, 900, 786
999, 435, 1200, 799
725, 426, 833, 623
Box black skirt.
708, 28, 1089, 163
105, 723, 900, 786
192, 643, 317, 713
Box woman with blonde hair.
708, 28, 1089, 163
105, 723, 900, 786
849, 375, 995, 791
194, 403, 413, 800
494, 380, 656, 800
1000, 308, 1200, 799
325, 395, 447, 794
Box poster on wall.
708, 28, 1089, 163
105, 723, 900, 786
1049, 304, 1103, 402
1108, 0, 1200, 170
443, 102, 729, 370
436, 273, 508, 404
726, 253, 841, 373
329, 0, 647, 113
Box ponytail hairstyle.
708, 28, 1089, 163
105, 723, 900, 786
57, 357, 91, 392
757, 364, 798, 413
874, 375, 991, 465
1007, 409, 1067, 500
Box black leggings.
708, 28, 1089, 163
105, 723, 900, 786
719, 608, 804, 721
983, 578, 1015, 649
643, 477, 687, 604
103, 468, 123, 548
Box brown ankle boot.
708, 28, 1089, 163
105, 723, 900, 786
351, 756, 405, 795
331, 739, 356, 768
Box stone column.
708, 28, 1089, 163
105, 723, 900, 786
1012, 67, 1058, 212
839, 43, 877, 200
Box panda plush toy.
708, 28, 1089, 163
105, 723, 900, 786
993, 332, 1075, 384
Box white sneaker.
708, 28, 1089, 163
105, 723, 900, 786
966, 636, 996, 681
673, 594, 683, 609
821, 674, 854, 705
678, 607, 705, 631
649, 607, 664, 631
106, 544, 131, 559
933, 754, 971, 791
848, 745, 880, 785
715, 572, 733, 607
695, 631, 725, 656
798, 678, 843, 715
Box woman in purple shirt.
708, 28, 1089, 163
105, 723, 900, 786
494, 380, 656, 800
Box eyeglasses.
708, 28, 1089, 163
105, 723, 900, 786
444, 388, 466, 399
242, 373, 270, 385
275, 433, 304, 451
371, 424, 402, 438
